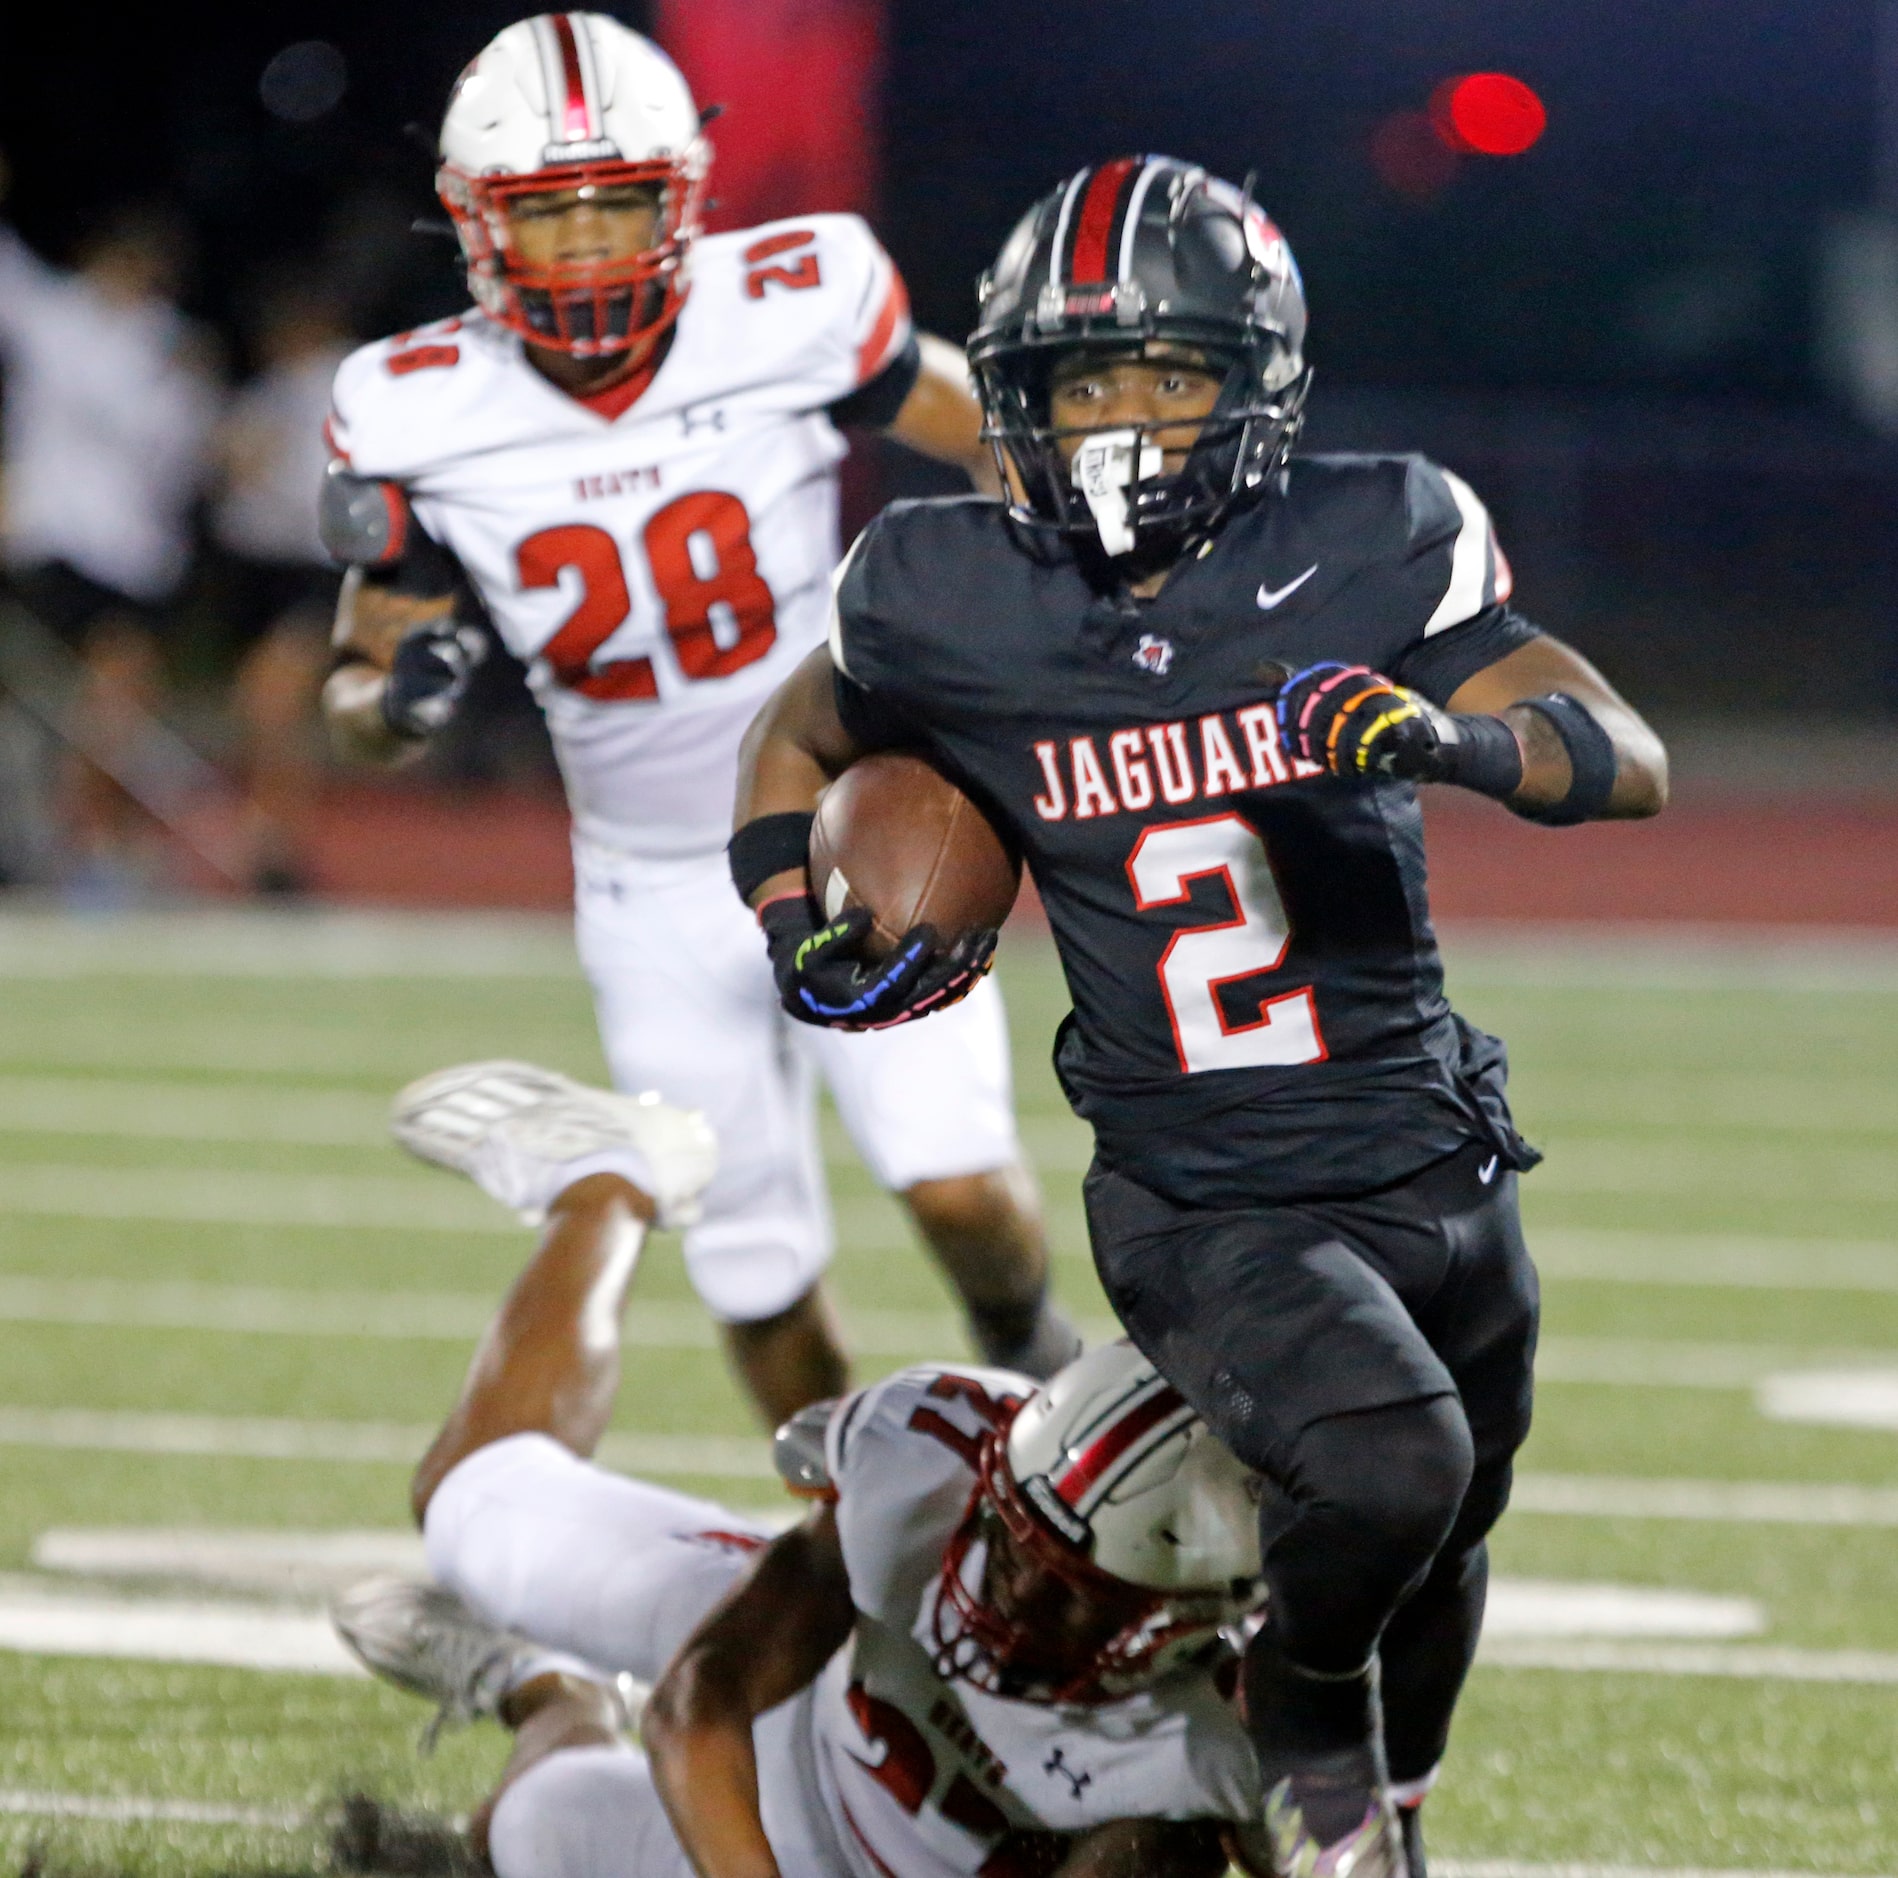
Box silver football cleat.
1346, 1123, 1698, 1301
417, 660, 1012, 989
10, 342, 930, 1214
390, 1060, 716, 1228
331, 1574, 646, 1751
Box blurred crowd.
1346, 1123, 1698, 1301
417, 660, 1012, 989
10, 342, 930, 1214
0, 156, 558, 907
0, 175, 353, 902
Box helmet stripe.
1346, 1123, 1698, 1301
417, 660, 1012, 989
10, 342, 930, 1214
1115, 158, 1164, 285
1068, 156, 1141, 286
549, 14, 595, 142
1052, 1380, 1189, 1508
1045, 168, 1091, 292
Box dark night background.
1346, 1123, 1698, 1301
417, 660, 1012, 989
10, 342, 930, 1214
4, 0, 1895, 721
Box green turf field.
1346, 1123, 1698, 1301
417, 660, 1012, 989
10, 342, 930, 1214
0, 907, 1892, 1877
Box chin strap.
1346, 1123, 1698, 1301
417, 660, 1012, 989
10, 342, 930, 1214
1071, 428, 1163, 558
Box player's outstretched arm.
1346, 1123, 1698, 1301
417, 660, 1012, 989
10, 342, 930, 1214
1277, 634, 1667, 825
1051, 1819, 1229, 1878
884, 334, 1002, 495
644, 1504, 855, 1878
1445, 633, 1668, 819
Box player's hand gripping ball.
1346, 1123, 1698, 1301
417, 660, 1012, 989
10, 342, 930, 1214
381, 620, 489, 740
758, 897, 997, 1030
1276, 661, 1454, 782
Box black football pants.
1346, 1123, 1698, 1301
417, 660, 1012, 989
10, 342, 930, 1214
1084, 1139, 1538, 1783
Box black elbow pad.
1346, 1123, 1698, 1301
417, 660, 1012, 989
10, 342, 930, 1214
320, 463, 460, 594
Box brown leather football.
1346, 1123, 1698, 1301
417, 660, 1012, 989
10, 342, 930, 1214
808, 754, 1021, 961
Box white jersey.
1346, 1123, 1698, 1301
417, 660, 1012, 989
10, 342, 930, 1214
0, 225, 218, 601
214, 344, 351, 565
327, 213, 913, 858
810, 1365, 1261, 1878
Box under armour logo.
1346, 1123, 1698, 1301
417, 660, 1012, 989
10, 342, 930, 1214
680, 404, 727, 435
1044, 1747, 1092, 1798
1131, 633, 1174, 676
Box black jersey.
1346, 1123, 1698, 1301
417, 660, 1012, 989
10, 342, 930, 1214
831, 452, 1543, 1206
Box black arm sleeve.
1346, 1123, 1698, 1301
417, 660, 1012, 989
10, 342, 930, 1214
1390, 603, 1544, 706
824, 333, 923, 431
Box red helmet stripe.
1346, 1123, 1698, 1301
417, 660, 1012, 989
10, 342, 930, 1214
550, 14, 594, 141
1052, 1382, 1188, 1506
1067, 156, 1142, 286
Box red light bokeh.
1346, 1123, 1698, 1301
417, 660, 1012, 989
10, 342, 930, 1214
1429, 73, 1547, 157
1370, 110, 1461, 200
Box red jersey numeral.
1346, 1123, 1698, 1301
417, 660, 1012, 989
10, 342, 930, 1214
516, 491, 777, 699
517, 523, 656, 701
641, 490, 778, 678
905, 1373, 1023, 1469
744, 229, 822, 298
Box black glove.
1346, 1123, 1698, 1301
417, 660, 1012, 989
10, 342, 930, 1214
757, 896, 997, 1031
381, 621, 488, 740
1275, 661, 1524, 801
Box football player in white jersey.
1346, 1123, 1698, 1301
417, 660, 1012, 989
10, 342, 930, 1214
319, 14, 1073, 1424
338, 1062, 1309, 1878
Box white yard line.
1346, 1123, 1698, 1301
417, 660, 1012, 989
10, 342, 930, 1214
1511, 1474, 1898, 1526
1757, 1371, 1898, 1432
1477, 1638, 1898, 1684
0, 1787, 302, 1829
0, 906, 577, 979
0, 1164, 513, 1234
0, 1077, 387, 1147
0, 1275, 1120, 1356
0, 1407, 778, 1480
1437, 1864, 1886, 1878
1532, 1229, 1898, 1292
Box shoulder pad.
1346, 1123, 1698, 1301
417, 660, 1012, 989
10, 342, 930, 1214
773, 1397, 838, 1501
319, 463, 411, 568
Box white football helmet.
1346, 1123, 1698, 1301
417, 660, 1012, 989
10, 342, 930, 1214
934, 1342, 1265, 1703
435, 13, 710, 356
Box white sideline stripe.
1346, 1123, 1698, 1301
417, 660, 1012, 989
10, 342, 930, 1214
33, 1528, 427, 1597
0, 1787, 302, 1829
0, 1576, 359, 1677
1481, 1581, 1760, 1641
0, 1164, 515, 1234
1438, 1864, 1886, 1878
0, 1408, 779, 1479
0, 907, 577, 979
4, 1409, 1894, 1528
1532, 1229, 1898, 1292
1757, 1370, 1898, 1431
0, 1077, 386, 1147
25, 1532, 1761, 1644
1477, 1637, 1898, 1685
1511, 1474, 1898, 1526
0, 1275, 1120, 1357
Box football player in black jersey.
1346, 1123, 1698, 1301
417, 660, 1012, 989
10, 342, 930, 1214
729, 156, 1666, 1878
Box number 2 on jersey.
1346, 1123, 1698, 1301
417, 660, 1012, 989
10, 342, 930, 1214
1127, 813, 1326, 1074
515, 490, 777, 698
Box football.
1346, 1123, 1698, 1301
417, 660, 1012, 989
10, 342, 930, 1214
808, 753, 1021, 961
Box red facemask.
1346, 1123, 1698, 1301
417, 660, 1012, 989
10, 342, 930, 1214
931, 1429, 1237, 1705
438, 154, 705, 358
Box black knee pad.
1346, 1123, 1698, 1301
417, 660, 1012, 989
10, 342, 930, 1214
1263, 1397, 1476, 1674
1294, 1395, 1475, 1558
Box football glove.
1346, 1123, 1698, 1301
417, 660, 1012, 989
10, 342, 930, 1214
1276, 662, 1454, 781
1276, 660, 1528, 807
381, 621, 488, 741
757, 897, 997, 1031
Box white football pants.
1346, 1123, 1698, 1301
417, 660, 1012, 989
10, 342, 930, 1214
573, 838, 1021, 1323
428, 1433, 841, 1878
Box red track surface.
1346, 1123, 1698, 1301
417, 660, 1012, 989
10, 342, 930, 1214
293, 781, 1898, 928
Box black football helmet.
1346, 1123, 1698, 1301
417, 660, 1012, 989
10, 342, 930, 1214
968, 156, 1310, 567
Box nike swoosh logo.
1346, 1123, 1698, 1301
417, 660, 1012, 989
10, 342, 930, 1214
1478, 1155, 1500, 1185
1256, 564, 1318, 610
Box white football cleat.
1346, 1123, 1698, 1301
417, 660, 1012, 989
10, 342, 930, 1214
331, 1574, 645, 1751
390, 1060, 716, 1228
